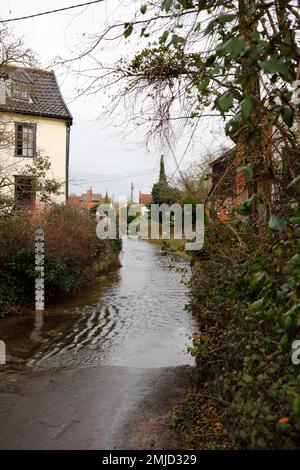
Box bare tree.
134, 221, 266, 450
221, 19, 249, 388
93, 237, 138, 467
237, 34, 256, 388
56, 0, 300, 223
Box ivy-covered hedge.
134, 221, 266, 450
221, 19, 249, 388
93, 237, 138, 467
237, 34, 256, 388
179, 213, 300, 449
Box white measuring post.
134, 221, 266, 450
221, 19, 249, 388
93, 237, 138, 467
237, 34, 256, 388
0, 340, 6, 365
35, 228, 45, 311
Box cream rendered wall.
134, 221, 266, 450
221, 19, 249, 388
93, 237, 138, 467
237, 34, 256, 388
0, 112, 67, 204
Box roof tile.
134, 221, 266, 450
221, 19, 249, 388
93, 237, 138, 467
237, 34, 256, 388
0, 66, 72, 124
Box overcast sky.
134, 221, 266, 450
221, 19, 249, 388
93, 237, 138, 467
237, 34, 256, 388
0, 0, 229, 200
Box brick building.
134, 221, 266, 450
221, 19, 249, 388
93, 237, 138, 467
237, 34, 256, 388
139, 192, 152, 205
69, 187, 102, 210
209, 129, 273, 221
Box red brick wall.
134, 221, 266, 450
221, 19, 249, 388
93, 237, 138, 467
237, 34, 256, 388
139, 193, 152, 205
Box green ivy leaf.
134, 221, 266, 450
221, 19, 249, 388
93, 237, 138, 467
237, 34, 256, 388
249, 271, 265, 290
257, 437, 267, 448
261, 58, 289, 76
217, 13, 236, 24
287, 253, 300, 266
281, 106, 294, 127
124, 23, 133, 38
236, 197, 253, 216
205, 20, 215, 35
215, 91, 234, 112
250, 31, 260, 41
170, 34, 186, 46
239, 164, 253, 181
217, 36, 246, 59
161, 0, 173, 12
140, 4, 147, 14
289, 216, 300, 224
159, 30, 169, 44
241, 96, 253, 120
249, 298, 264, 313
194, 22, 201, 32
242, 373, 253, 384
293, 396, 300, 423
178, 0, 194, 8
284, 304, 300, 317
206, 54, 216, 66
268, 215, 287, 232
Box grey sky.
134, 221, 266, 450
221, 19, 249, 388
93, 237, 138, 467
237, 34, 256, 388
1, 0, 229, 200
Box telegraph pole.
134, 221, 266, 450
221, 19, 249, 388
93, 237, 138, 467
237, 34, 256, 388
130, 182, 135, 205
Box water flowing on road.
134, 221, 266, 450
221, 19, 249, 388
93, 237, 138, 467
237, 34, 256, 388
1, 239, 194, 372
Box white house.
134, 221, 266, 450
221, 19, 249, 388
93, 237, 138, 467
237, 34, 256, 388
0, 65, 72, 209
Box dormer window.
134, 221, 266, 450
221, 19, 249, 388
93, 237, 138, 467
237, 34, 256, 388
11, 80, 31, 101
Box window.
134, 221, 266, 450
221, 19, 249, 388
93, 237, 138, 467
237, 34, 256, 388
14, 176, 36, 210
15, 123, 36, 157
11, 80, 31, 100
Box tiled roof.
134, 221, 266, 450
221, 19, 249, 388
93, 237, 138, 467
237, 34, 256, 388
0, 66, 72, 124
210, 147, 236, 166
80, 193, 102, 202
92, 195, 102, 201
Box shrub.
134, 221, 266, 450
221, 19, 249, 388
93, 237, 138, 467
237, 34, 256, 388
0, 204, 121, 315
182, 211, 300, 449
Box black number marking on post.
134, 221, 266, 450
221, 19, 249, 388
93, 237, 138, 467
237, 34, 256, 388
35, 229, 45, 310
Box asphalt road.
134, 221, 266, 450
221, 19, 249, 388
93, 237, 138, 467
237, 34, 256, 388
0, 365, 192, 450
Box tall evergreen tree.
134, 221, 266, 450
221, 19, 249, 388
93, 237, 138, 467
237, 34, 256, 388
159, 155, 167, 183
152, 155, 180, 205
104, 190, 109, 204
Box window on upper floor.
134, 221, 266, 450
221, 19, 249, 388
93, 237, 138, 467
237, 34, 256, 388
11, 80, 31, 101
15, 123, 36, 157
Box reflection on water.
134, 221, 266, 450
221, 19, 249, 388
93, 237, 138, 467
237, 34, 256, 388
0, 239, 194, 370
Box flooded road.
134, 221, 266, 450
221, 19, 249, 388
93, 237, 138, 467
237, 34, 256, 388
0, 239, 194, 449
1, 239, 194, 371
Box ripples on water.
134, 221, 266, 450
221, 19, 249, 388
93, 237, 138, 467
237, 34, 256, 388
0, 239, 194, 370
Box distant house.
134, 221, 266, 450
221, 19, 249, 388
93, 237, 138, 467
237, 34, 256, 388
69, 187, 102, 210
0, 65, 72, 209
139, 192, 152, 205
209, 146, 247, 221
209, 130, 274, 221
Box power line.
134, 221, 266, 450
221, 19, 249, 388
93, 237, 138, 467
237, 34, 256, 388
70, 168, 158, 178
1, 0, 104, 23
71, 172, 157, 184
